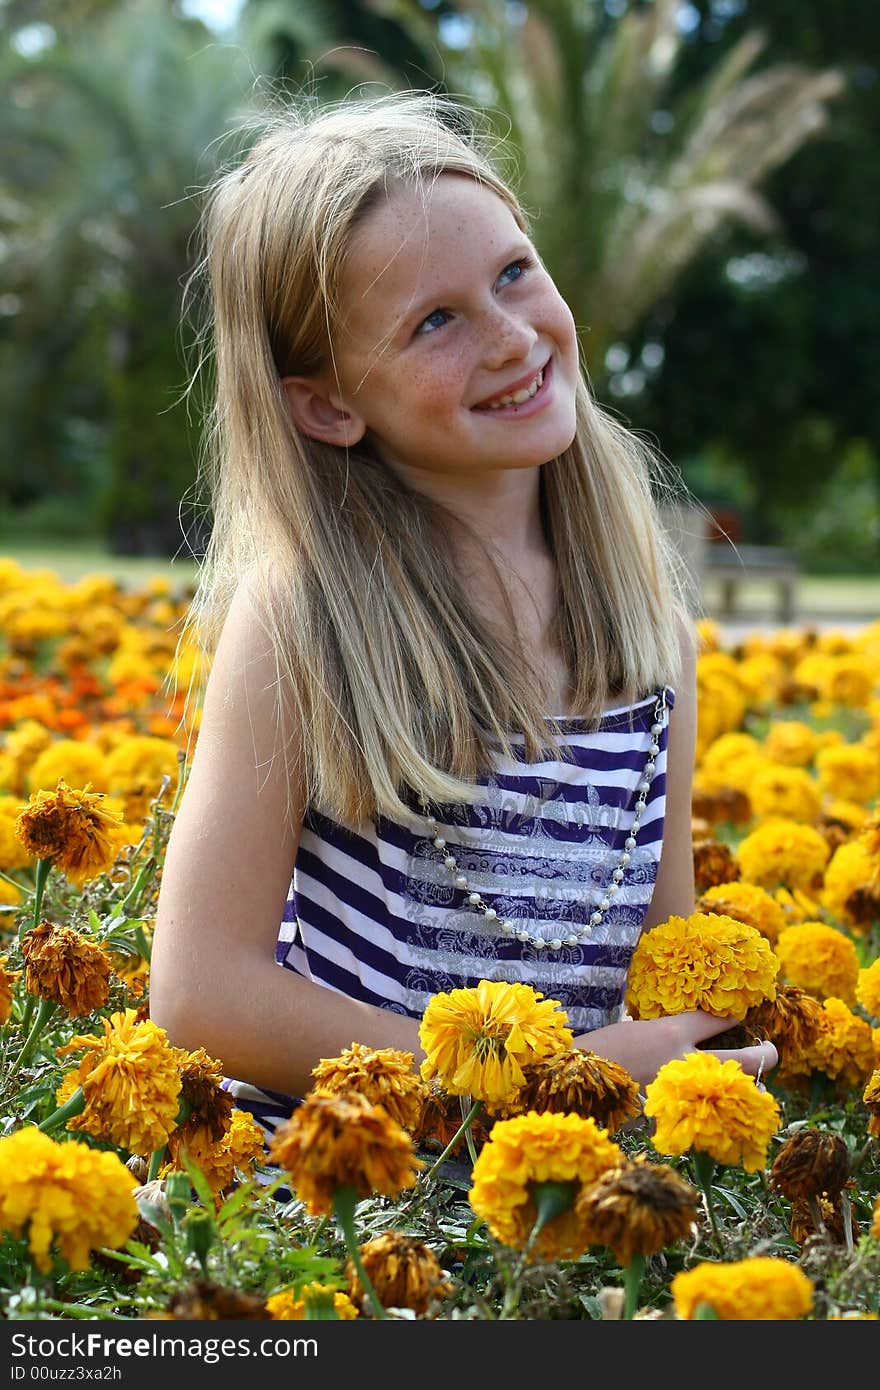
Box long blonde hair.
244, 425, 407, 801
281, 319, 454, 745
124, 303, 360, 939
184, 89, 689, 826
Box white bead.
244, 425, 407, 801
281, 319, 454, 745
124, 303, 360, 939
433, 836, 446, 849
564, 935, 579, 947
637, 780, 650, 794
533, 936, 547, 949
455, 874, 468, 889
577, 927, 592, 941
425, 817, 438, 829
612, 869, 625, 883
550, 938, 563, 952
500, 921, 515, 936
590, 911, 602, 926
443, 855, 457, 869
468, 892, 482, 905
483, 907, 498, 921
620, 852, 631, 867
517, 930, 532, 943
651, 723, 663, 737
607, 882, 619, 895
625, 836, 637, 851
600, 897, 610, 911
650, 742, 660, 756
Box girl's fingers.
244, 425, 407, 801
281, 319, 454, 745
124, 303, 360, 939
676, 1010, 741, 1042
711, 1040, 779, 1076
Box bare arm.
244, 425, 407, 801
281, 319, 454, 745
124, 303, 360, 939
574, 620, 777, 1084
149, 583, 423, 1099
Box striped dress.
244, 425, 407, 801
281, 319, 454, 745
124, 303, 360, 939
224, 686, 674, 1146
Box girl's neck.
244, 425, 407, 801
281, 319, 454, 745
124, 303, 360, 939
393, 459, 549, 562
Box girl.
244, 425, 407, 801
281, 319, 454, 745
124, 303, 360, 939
150, 91, 777, 1144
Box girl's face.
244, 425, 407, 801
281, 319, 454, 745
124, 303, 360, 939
290, 175, 580, 483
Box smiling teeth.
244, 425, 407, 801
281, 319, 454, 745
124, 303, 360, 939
482, 368, 544, 409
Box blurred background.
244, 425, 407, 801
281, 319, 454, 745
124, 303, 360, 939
1, 0, 877, 620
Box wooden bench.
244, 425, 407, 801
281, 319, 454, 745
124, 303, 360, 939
702, 542, 800, 623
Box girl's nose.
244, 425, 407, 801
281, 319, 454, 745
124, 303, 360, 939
480, 304, 537, 366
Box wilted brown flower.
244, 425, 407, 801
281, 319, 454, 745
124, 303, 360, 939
769, 1129, 850, 1203
346, 1231, 453, 1317
513, 1048, 641, 1133
411, 1077, 493, 1155
0, 957, 21, 1024
166, 1280, 270, 1319
863, 1070, 880, 1139
745, 984, 824, 1071
789, 1195, 849, 1248
268, 1090, 423, 1217
174, 1047, 233, 1145
692, 786, 752, 827
310, 1043, 424, 1135
693, 837, 740, 892
842, 886, 880, 929
575, 1155, 700, 1265
15, 780, 128, 884
21, 921, 113, 1017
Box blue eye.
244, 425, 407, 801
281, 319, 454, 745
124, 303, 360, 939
416, 308, 452, 335
497, 258, 528, 286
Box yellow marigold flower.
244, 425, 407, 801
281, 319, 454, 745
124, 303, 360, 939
822, 839, 880, 928
625, 912, 778, 1021
774, 921, 860, 1006
774, 885, 824, 927
769, 1128, 850, 1203
764, 719, 820, 768
267, 1283, 359, 1320
418, 979, 573, 1109
15, 780, 128, 885
746, 984, 824, 1073
694, 672, 747, 763
26, 741, 105, 794
56, 1008, 182, 1155
697, 880, 788, 946
695, 618, 721, 654
268, 1090, 422, 1217
0, 1127, 137, 1273
20, 921, 113, 1017
165, 1108, 268, 1199
857, 959, 880, 1022
749, 763, 822, 823
0, 874, 22, 906
797, 997, 876, 1090
861, 1070, 880, 1138
0, 796, 34, 871
0, 956, 21, 1023
859, 811, 880, 885
671, 1257, 813, 1320
816, 743, 880, 806
735, 818, 830, 892
102, 736, 181, 823
575, 1154, 699, 1264
468, 1111, 622, 1262
310, 1043, 423, 1134
346, 1232, 452, 1317
697, 732, 763, 793
644, 1053, 781, 1171
513, 1047, 641, 1133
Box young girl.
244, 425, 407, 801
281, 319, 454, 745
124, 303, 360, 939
150, 90, 777, 1144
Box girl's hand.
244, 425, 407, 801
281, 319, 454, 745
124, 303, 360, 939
576, 1010, 778, 1088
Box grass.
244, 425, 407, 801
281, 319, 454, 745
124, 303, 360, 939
1, 534, 879, 624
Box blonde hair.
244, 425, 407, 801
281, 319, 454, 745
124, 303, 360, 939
184, 89, 688, 826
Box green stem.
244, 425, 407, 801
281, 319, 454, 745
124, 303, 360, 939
0, 867, 25, 892
622, 1252, 646, 1320
690, 1149, 723, 1255
116, 858, 157, 924
13, 996, 57, 1071
147, 1146, 167, 1182
332, 1185, 387, 1320
19, 857, 52, 942
38, 1086, 85, 1134
420, 1098, 483, 1187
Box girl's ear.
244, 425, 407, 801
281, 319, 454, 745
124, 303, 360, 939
281, 376, 367, 447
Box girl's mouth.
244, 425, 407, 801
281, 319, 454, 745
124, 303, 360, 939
473, 357, 552, 413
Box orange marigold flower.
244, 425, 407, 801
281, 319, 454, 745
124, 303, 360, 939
575, 1154, 699, 1265
268, 1090, 422, 1217
345, 1232, 453, 1318
56, 1008, 182, 1155
692, 838, 740, 892
267, 1282, 359, 1320
857, 959, 880, 1022
20, 921, 113, 1017
823, 840, 880, 929
736, 818, 830, 893
644, 1052, 781, 1172
745, 984, 823, 1073
411, 1078, 493, 1157
697, 880, 788, 945
513, 1047, 641, 1133
418, 979, 573, 1109
625, 912, 778, 1021
790, 997, 876, 1092
774, 921, 860, 1006
769, 1128, 850, 1203
671, 1257, 813, 1320
0, 956, 21, 1024
310, 1043, 424, 1135
468, 1111, 622, 1262
15, 780, 128, 885
862, 1070, 880, 1139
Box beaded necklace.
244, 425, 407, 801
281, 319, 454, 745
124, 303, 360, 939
417, 688, 668, 953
